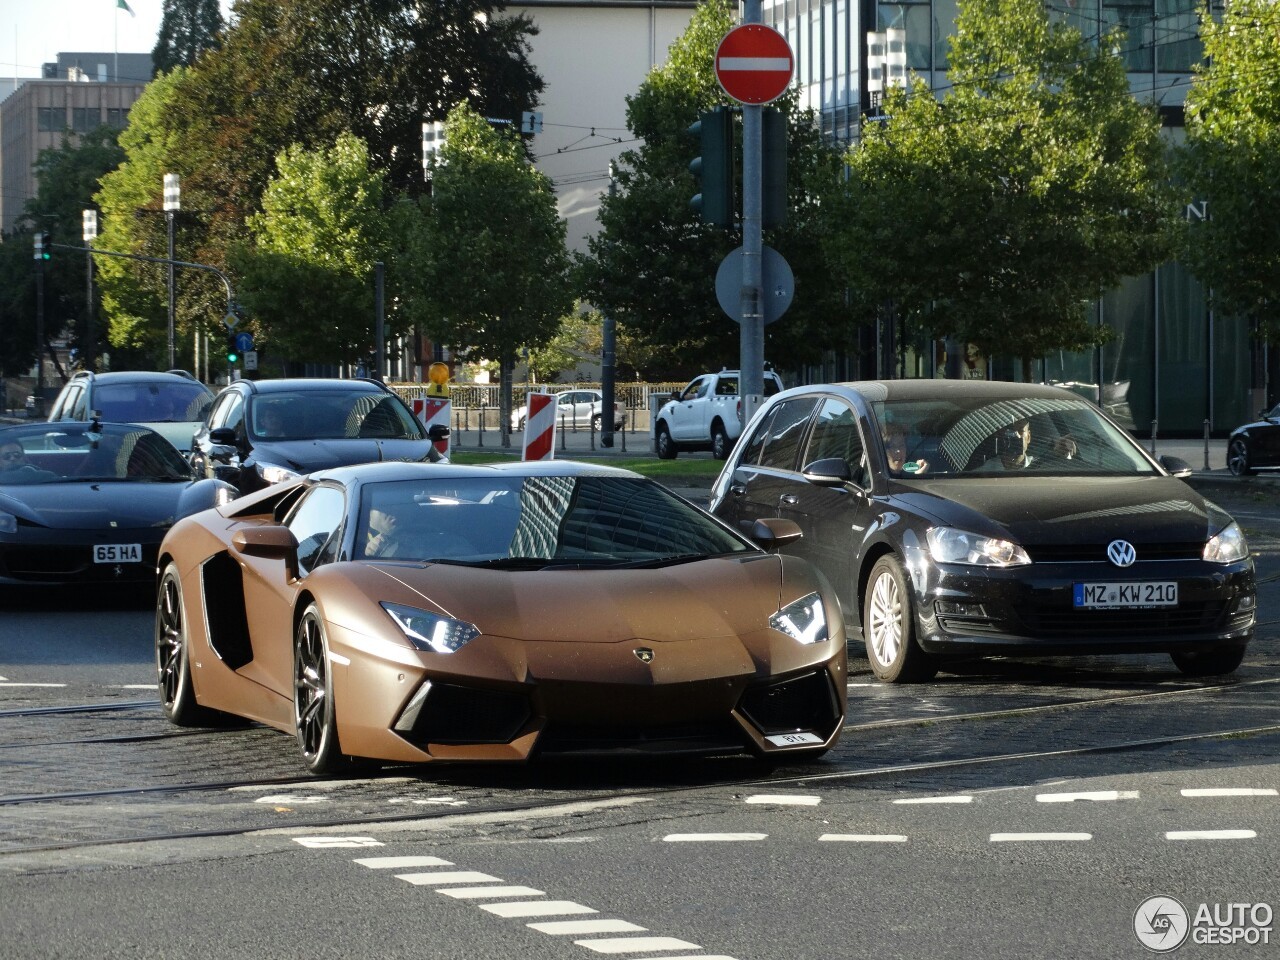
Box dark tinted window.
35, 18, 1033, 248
756, 398, 818, 470
804, 398, 867, 485
287, 485, 347, 575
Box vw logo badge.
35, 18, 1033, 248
633, 647, 654, 664
1107, 539, 1137, 568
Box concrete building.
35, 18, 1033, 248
512, 1, 698, 254
765, 0, 1257, 435
0, 52, 150, 233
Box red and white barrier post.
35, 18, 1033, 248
412, 396, 451, 458
522, 392, 556, 461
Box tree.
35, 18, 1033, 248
95, 0, 546, 368
406, 103, 573, 442
1178, 0, 1280, 346
578, 0, 850, 378
525, 306, 651, 382
14, 127, 125, 373
152, 0, 224, 76
830, 0, 1178, 378
233, 132, 397, 368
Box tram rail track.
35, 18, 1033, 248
2, 717, 1277, 859
1, 674, 1276, 804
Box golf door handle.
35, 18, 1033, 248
729, 483, 746, 496
779, 494, 799, 505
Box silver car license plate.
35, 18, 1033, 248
94, 544, 142, 563
1073, 581, 1177, 608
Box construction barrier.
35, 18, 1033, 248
412, 396, 452, 457
522, 392, 556, 461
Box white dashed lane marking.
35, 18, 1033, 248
574, 936, 703, 954
397, 871, 503, 885
663, 833, 767, 842
744, 794, 820, 806
1166, 830, 1257, 840
480, 901, 596, 918
530, 919, 647, 935
294, 837, 382, 848
1036, 790, 1139, 803
820, 834, 908, 843
1181, 788, 1277, 797
991, 833, 1093, 842
893, 795, 972, 805
439, 886, 545, 899
354, 856, 452, 869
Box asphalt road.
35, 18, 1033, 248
0, 475, 1276, 959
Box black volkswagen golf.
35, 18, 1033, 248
709, 380, 1256, 683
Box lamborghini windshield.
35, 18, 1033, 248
358, 475, 754, 565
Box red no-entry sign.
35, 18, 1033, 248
714, 24, 794, 105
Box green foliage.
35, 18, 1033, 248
8, 128, 125, 372
234, 132, 396, 366
407, 103, 572, 377
832, 0, 1177, 372
92, 0, 546, 370
1178, 0, 1280, 340
578, 0, 851, 379
152, 0, 224, 76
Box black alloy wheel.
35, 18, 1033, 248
711, 421, 731, 460
294, 603, 354, 775
1227, 438, 1254, 477
1171, 646, 1246, 677
655, 423, 678, 460
156, 562, 228, 726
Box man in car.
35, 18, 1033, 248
981, 417, 1077, 470
0, 441, 58, 483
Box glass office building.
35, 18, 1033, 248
764, 0, 1260, 434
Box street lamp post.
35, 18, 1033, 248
163, 173, 180, 370
82, 210, 97, 372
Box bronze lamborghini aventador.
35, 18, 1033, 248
155, 459, 846, 774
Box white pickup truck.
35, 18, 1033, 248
653, 368, 785, 460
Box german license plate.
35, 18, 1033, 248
94, 544, 142, 563
1073, 581, 1177, 608
766, 732, 823, 747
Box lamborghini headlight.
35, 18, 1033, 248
256, 462, 301, 485
927, 527, 1031, 567
1204, 521, 1249, 563
769, 591, 829, 645
381, 602, 480, 654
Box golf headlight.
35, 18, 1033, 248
213, 485, 238, 507
1204, 522, 1249, 563
0, 512, 15, 534
381, 602, 480, 654
927, 527, 1031, 566
769, 592, 829, 645
256, 462, 301, 485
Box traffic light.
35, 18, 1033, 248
762, 107, 788, 230
225, 333, 239, 365
33, 231, 51, 261
688, 106, 734, 228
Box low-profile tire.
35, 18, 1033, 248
863, 555, 938, 683
711, 421, 731, 461
155, 562, 231, 726
1171, 646, 1246, 677
655, 423, 678, 460
294, 603, 354, 775
1227, 439, 1254, 477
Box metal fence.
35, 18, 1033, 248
387, 381, 685, 446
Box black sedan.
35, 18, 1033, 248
191, 378, 447, 497
1226, 403, 1280, 476
0, 421, 237, 587
709, 380, 1256, 682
